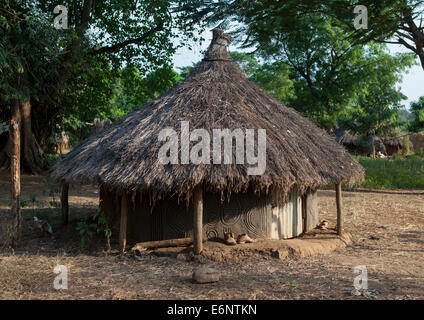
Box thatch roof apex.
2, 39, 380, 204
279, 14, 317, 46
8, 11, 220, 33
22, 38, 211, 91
51, 30, 364, 199
203, 28, 234, 61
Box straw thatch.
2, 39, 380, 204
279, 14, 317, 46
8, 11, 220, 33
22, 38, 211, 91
380, 129, 409, 155
332, 128, 407, 156
332, 128, 386, 155
51, 29, 364, 201
410, 132, 424, 152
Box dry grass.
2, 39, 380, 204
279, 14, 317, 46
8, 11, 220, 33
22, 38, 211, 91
0, 173, 423, 300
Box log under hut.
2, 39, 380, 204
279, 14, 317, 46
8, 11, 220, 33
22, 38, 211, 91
52, 29, 364, 253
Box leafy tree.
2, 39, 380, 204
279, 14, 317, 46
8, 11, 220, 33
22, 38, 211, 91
253, 14, 415, 129
185, 0, 424, 70
0, 0, 199, 248
182, 1, 417, 128
55, 61, 182, 148
230, 52, 295, 105
340, 45, 413, 157
409, 96, 424, 132
322, 0, 424, 70
0, 0, 200, 172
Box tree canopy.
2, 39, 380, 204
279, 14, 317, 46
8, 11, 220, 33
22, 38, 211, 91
184, 0, 424, 70
409, 96, 424, 132
0, 0, 200, 171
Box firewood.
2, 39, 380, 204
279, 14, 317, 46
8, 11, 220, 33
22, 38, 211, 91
131, 237, 205, 251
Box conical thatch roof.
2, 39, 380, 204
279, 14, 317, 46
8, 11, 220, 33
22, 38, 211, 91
51, 29, 364, 200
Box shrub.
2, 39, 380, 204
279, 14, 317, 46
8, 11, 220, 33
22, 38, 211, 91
352, 155, 424, 189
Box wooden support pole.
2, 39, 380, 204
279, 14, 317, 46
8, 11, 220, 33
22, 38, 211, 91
193, 185, 203, 255
335, 183, 343, 235
61, 182, 69, 225
301, 195, 307, 233
119, 193, 128, 253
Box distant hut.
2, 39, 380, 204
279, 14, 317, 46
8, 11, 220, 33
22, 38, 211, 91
332, 128, 386, 156
381, 130, 408, 155
52, 29, 364, 253
410, 132, 424, 153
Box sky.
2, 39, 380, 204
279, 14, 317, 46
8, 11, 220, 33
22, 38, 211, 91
172, 31, 424, 108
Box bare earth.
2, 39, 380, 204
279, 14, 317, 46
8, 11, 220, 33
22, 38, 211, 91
0, 172, 423, 300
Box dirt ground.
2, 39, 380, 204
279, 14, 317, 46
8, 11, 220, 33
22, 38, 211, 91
0, 172, 423, 300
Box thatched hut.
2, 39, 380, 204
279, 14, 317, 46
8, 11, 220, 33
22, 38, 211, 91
332, 128, 386, 156
332, 128, 408, 156
52, 29, 364, 253
410, 132, 424, 153
381, 130, 409, 155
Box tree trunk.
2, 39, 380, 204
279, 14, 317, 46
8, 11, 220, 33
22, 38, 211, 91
10, 100, 21, 248
0, 97, 45, 173
418, 51, 424, 71
20, 99, 44, 173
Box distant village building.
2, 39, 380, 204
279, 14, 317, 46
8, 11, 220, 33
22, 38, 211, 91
332, 127, 408, 156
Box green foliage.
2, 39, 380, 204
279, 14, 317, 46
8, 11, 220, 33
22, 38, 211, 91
184, 0, 419, 130
76, 209, 112, 251
416, 148, 424, 157
76, 218, 97, 249
352, 155, 424, 189
1, 0, 201, 158
230, 51, 295, 105
60, 62, 182, 146
45, 153, 61, 167
287, 279, 297, 291
113, 64, 182, 113
259, 16, 414, 129
178, 63, 198, 79
0, 0, 65, 106
342, 44, 414, 137
41, 178, 60, 206
409, 96, 424, 133
0, 226, 15, 251
186, 0, 424, 69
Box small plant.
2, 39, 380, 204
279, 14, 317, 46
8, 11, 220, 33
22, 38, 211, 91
0, 226, 15, 252
29, 194, 38, 215
45, 153, 61, 167
95, 209, 112, 252
42, 178, 60, 207
76, 209, 112, 251
76, 218, 97, 249
288, 279, 297, 291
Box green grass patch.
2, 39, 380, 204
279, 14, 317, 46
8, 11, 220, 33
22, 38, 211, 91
350, 155, 424, 189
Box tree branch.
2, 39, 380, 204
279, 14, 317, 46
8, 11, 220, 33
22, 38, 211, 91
395, 30, 416, 43
397, 36, 420, 54
92, 23, 164, 55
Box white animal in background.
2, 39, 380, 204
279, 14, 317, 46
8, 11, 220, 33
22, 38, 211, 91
317, 220, 329, 230
33, 216, 53, 234
376, 151, 386, 159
